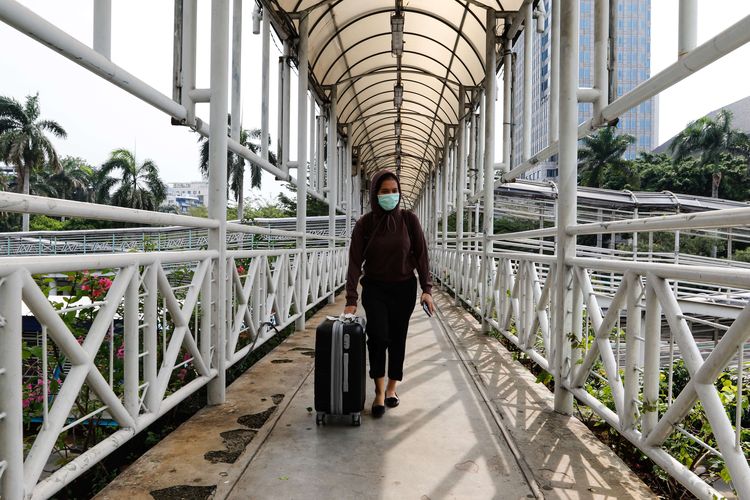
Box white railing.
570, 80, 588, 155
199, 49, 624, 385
431, 206, 750, 500
0, 220, 348, 499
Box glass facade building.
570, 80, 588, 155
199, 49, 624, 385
511, 0, 657, 181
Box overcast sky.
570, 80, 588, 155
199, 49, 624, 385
2, 0, 750, 203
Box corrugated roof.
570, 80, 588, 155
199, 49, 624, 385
267, 0, 527, 206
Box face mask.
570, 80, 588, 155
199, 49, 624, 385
377, 193, 400, 211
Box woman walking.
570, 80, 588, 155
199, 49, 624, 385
344, 170, 434, 418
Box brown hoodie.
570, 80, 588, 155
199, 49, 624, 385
345, 170, 432, 307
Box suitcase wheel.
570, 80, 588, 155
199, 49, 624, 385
351, 413, 361, 426
316, 412, 326, 426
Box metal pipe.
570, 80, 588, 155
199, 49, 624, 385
522, 1, 533, 162
261, 7, 270, 160
0, 0, 186, 120
295, 14, 309, 330
0, 192, 218, 228
93, 0, 111, 59
553, 0, 578, 415
206, 0, 230, 406
327, 87, 338, 305
0, 272, 23, 500
481, 8, 497, 332
678, 0, 698, 58
569, 204, 750, 235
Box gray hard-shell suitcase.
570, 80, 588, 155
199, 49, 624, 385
314, 315, 367, 426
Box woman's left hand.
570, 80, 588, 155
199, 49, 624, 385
421, 293, 434, 314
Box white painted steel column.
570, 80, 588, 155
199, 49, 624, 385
181, 0, 198, 125
327, 88, 338, 304
281, 39, 292, 173
456, 85, 467, 304
0, 272, 23, 500
207, 0, 230, 405
522, 2, 533, 162
502, 36, 513, 170
553, 0, 579, 415
317, 116, 325, 191
477, 92, 486, 200
93, 0, 111, 59
468, 90, 477, 196
261, 7, 270, 160
550, 0, 560, 142
231, 0, 244, 217
481, 8, 496, 332
594, 0, 609, 119
345, 128, 353, 237
442, 126, 450, 250
296, 14, 310, 328
678, 0, 697, 58
309, 95, 317, 193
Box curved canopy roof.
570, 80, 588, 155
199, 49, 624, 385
267, 0, 525, 207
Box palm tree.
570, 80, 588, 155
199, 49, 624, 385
0, 93, 67, 231
97, 149, 167, 210
35, 156, 95, 202
198, 120, 276, 219
669, 110, 750, 199
577, 126, 635, 188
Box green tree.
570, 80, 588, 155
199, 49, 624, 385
198, 120, 277, 218
97, 149, 167, 210
577, 126, 636, 188
668, 109, 750, 199
0, 93, 67, 231
277, 183, 330, 217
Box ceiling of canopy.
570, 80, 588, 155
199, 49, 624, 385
266, 0, 526, 207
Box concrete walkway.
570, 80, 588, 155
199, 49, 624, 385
98, 289, 654, 500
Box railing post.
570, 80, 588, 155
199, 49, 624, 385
295, 13, 310, 330
124, 265, 140, 417
553, 0, 578, 415
207, 0, 229, 406
144, 263, 159, 413
481, 8, 496, 332
0, 272, 23, 500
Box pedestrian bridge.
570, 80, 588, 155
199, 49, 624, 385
1, 1, 749, 499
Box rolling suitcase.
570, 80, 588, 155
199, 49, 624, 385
314, 314, 367, 426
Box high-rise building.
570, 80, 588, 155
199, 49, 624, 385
511, 0, 657, 181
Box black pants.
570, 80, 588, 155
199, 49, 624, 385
361, 276, 417, 381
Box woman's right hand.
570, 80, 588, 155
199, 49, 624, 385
343, 305, 357, 315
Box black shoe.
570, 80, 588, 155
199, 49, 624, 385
371, 403, 385, 418
385, 394, 400, 408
